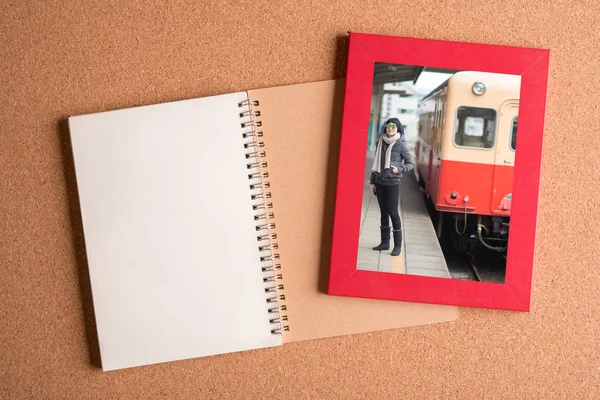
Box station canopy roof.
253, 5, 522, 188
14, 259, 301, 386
372, 63, 461, 86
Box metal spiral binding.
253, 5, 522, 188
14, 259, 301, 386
238, 96, 289, 336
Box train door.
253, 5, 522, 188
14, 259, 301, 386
426, 101, 437, 191
490, 101, 518, 214
430, 98, 443, 202
415, 119, 423, 184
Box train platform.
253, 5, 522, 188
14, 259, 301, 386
357, 155, 451, 278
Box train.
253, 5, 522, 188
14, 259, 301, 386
414, 71, 520, 254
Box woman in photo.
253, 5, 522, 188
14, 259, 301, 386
370, 117, 414, 256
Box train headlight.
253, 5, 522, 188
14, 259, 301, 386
472, 81, 486, 95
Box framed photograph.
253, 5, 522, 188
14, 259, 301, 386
328, 32, 550, 310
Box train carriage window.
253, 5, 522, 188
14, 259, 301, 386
510, 117, 518, 151
454, 106, 497, 149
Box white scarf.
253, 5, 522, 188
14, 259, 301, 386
371, 132, 401, 174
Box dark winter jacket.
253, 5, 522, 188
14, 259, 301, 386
370, 137, 415, 186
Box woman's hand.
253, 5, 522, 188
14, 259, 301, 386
391, 166, 399, 174
370, 184, 376, 196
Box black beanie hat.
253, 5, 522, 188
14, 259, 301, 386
385, 117, 404, 135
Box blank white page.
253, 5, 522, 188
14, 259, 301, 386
69, 92, 281, 371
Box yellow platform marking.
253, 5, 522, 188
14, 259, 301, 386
391, 201, 406, 274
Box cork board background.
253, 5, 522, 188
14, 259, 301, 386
1, 1, 599, 398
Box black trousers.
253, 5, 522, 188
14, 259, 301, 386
375, 183, 401, 231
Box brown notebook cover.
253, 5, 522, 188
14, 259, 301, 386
249, 79, 458, 344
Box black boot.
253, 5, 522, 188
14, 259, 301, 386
372, 227, 390, 251
391, 229, 402, 256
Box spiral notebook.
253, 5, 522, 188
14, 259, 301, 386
68, 79, 458, 372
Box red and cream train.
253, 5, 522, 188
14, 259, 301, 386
414, 71, 520, 253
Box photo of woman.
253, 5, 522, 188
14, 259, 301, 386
355, 62, 520, 283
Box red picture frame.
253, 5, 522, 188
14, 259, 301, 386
328, 32, 550, 311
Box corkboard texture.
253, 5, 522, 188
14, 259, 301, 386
1, 1, 599, 398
